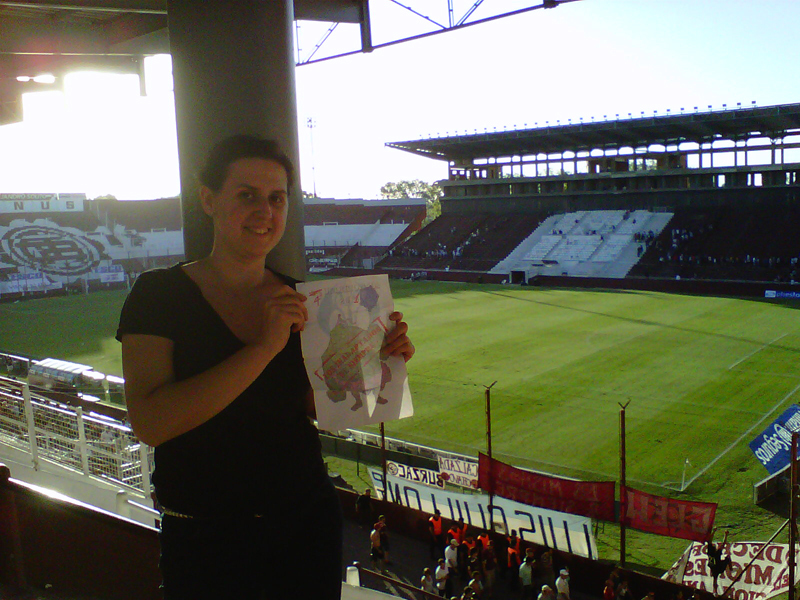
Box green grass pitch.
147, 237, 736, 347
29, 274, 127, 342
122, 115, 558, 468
1, 281, 799, 570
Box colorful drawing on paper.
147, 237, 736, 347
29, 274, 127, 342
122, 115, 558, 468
297, 274, 413, 431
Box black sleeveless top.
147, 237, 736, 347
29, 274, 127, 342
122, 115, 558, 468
116, 264, 327, 517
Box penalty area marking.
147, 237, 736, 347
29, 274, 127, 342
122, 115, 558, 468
728, 333, 788, 370
682, 380, 800, 491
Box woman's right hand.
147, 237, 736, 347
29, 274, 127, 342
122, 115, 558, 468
258, 284, 308, 353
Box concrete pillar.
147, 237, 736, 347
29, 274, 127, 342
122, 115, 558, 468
167, 0, 305, 279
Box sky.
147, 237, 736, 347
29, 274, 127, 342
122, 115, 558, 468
1, 0, 799, 200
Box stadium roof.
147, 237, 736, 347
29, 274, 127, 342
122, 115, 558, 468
386, 102, 800, 162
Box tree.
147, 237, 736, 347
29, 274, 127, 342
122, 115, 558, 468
380, 179, 442, 225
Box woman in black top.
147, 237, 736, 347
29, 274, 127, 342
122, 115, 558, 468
117, 135, 414, 599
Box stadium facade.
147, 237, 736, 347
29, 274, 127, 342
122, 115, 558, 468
388, 102, 800, 215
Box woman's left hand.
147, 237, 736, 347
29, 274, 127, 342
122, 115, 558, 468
383, 311, 415, 362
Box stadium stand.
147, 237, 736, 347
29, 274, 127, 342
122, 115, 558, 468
303, 198, 426, 271
630, 199, 800, 282
383, 102, 800, 289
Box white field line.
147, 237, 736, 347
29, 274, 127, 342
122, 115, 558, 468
728, 333, 788, 370
682, 381, 800, 490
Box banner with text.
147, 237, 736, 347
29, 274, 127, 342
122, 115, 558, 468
621, 486, 716, 542
664, 541, 799, 600
368, 467, 597, 558
438, 456, 479, 488
386, 460, 444, 489
478, 453, 616, 521
748, 404, 800, 474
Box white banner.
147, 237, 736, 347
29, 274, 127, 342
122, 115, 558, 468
298, 275, 413, 431
386, 460, 444, 489
664, 542, 800, 600
0, 194, 84, 213
368, 467, 597, 559
2, 272, 61, 293
95, 264, 126, 283
438, 455, 479, 489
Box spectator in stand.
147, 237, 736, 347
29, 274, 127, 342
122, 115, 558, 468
448, 518, 466, 545
603, 579, 616, 600
706, 528, 732, 594
519, 555, 536, 599
463, 534, 478, 579
467, 546, 484, 587
461, 586, 477, 600
468, 571, 484, 598
609, 566, 622, 587
539, 550, 556, 585
539, 585, 556, 600
355, 488, 373, 529
555, 569, 570, 600
481, 540, 497, 598
477, 531, 491, 553
377, 515, 391, 565
429, 509, 447, 559
436, 558, 451, 598
370, 522, 385, 572
445, 539, 460, 576
421, 568, 437, 595
616, 579, 633, 600
506, 530, 521, 590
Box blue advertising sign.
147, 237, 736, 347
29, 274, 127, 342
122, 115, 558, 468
749, 405, 800, 474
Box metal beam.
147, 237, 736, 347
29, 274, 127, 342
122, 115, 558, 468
299, 0, 581, 65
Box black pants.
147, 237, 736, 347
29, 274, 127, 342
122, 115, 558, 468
159, 479, 342, 599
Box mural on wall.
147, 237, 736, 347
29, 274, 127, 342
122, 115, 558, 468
0, 194, 184, 295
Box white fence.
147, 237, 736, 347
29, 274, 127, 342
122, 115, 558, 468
0, 377, 152, 496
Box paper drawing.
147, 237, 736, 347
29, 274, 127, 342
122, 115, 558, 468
297, 274, 413, 431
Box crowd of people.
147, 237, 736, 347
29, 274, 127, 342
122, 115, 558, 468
355, 492, 575, 600
354, 488, 718, 600
414, 512, 565, 600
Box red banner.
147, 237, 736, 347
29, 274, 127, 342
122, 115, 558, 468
478, 453, 616, 521
620, 486, 716, 542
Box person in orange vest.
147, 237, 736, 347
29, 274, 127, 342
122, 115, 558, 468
477, 531, 491, 552
448, 520, 464, 545
507, 530, 521, 591
428, 509, 446, 559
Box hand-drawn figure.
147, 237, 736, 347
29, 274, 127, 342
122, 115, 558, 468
319, 286, 392, 412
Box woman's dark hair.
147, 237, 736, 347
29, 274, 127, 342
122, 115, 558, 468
198, 134, 295, 192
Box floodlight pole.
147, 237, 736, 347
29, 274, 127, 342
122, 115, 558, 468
619, 401, 630, 568
485, 381, 497, 531
790, 432, 798, 600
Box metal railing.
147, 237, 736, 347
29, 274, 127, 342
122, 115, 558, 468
0, 377, 152, 497
347, 562, 441, 600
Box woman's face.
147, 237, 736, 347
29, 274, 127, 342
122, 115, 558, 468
201, 157, 289, 260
